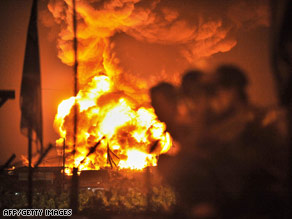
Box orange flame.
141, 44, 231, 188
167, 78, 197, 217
55, 75, 172, 173
50, 0, 172, 173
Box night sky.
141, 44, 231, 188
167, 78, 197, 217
0, 0, 278, 164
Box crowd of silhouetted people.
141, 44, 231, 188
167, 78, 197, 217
151, 65, 289, 218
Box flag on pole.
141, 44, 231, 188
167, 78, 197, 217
20, 0, 43, 153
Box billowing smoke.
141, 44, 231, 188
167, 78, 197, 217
44, 0, 269, 172
45, 0, 269, 86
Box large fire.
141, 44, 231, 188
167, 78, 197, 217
51, 0, 172, 173
54, 76, 172, 172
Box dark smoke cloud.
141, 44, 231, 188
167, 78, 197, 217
44, 0, 269, 86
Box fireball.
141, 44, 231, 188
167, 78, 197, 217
49, 0, 173, 174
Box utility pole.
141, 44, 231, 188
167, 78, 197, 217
70, 0, 79, 214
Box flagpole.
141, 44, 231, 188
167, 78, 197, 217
20, 0, 42, 208
73, 0, 78, 159
28, 126, 33, 209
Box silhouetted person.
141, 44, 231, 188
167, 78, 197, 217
207, 65, 248, 125
154, 66, 288, 218
178, 70, 208, 144
154, 71, 214, 218
204, 65, 288, 218
150, 82, 178, 138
